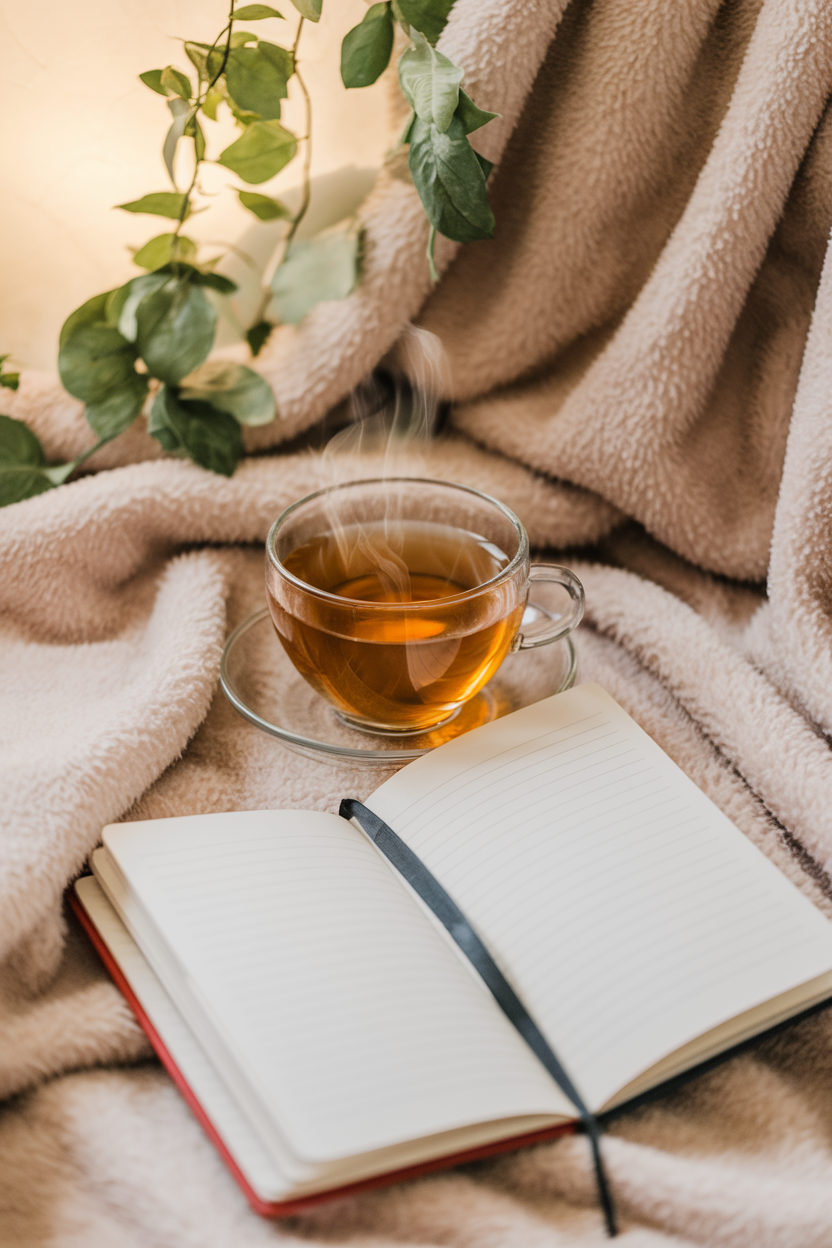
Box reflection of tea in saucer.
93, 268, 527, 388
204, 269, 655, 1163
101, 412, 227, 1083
220, 609, 578, 767
271, 520, 525, 734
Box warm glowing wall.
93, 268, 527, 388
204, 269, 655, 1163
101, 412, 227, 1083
0, 0, 393, 369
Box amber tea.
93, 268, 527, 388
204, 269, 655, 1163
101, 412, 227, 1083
267, 520, 526, 732
266, 479, 584, 736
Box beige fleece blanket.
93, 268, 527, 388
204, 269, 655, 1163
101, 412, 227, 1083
5, 0, 832, 1242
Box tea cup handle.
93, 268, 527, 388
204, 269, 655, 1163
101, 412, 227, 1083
512, 564, 585, 651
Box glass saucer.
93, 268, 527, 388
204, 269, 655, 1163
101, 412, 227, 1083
220, 608, 577, 767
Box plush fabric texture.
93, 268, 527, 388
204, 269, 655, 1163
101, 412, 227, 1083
4, 0, 832, 1242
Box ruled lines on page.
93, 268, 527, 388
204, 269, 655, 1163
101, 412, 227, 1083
74, 875, 288, 1202
104, 810, 572, 1166
368, 684, 832, 1111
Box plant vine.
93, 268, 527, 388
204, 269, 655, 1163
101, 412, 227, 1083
1, 0, 498, 506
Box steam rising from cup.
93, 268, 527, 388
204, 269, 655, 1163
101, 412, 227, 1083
317, 325, 460, 606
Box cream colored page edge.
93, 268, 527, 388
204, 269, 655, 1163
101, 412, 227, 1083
90, 847, 309, 1183
74, 875, 290, 1202
605, 968, 832, 1109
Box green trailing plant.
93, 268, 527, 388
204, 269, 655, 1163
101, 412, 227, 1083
0, 355, 20, 394
3, 0, 498, 506
0, 354, 95, 505
342, 1, 498, 278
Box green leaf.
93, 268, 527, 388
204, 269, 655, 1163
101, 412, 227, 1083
149, 385, 243, 476
164, 97, 191, 186
341, 3, 394, 88
117, 192, 190, 220
234, 4, 285, 17
246, 320, 273, 355
400, 108, 416, 145
136, 280, 217, 385
202, 83, 225, 120
217, 119, 297, 183
0, 414, 57, 506
231, 30, 259, 47
160, 65, 192, 99
260, 40, 294, 77
225, 43, 291, 120
191, 270, 237, 293
0, 413, 42, 465
474, 150, 493, 180
398, 34, 463, 133
184, 43, 206, 77
59, 291, 111, 350
454, 88, 499, 134
184, 112, 202, 148
183, 42, 225, 81
58, 303, 138, 404
238, 189, 291, 220
132, 233, 198, 270
396, 0, 454, 44
184, 114, 206, 161
270, 225, 360, 325
84, 373, 149, 438
140, 69, 168, 96
107, 272, 170, 341
407, 113, 494, 243
108, 267, 234, 342
289, 0, 322, 20
227, 100, 261, 126
179, 360, 275, 425
0, 356, 20, 391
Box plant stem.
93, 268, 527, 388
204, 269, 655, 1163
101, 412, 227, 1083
207, 2, 237, 94
284, 18, 312, 250
74, 437, 112, 468
426, 225, 438, 283
173, 0, 237, 241
172, 159, 200, 242
45, 433, 117, 485
251, 14, 313, 328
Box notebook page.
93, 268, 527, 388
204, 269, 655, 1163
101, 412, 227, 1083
74, 876, 290, 1203
103, 810, 574, 1167
91, 846, 307, 1183
367, 684, 832, 1111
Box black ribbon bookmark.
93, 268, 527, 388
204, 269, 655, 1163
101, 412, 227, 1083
339, 798, 618, 1238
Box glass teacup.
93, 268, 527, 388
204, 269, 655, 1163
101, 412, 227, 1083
265, 478, 584, 734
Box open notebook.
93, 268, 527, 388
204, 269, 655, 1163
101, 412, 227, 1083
73, 683, 832, 1216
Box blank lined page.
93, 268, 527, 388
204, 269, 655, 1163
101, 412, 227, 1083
74, 875, 290, 1203
103, 810, 573, 1167
367, 683, 832, 1111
